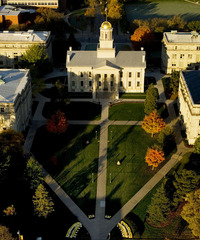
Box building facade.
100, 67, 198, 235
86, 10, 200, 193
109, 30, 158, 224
161, 31, 200, 74
6, 0, 59, 9
0, 30, 52, 68
0, 69, 32, 132
66, 21, 146, 99
178, 70, 200, 145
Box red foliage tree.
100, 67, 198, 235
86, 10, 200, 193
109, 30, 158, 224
46, 110, 68, 134
145, 148, 165, 170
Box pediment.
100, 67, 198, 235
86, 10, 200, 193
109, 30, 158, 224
93, 60, 121, 70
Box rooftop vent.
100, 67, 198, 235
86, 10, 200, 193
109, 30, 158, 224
191, 30, 198, 38
0, 76, 5, 86
171, 30, 177, 34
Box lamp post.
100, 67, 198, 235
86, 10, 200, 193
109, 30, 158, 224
17, 230, 20, 240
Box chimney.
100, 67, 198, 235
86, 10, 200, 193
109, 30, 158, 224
67, 54, 70, 63
141, 47, 144, 51
69, 46, 72, 51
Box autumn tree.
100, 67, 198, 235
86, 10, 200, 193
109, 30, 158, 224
107, 0, 124, 20
3, 205, 16, 216
167, 15, 186, 31
172, 169, 200, 207
142, 110, 166, 137
0, 225, 16, 240
33, 184, 54, 218
131, 26, 154, 50
181, 188, 200, 238
85, 0, 98, 17
46, 110, 68, 134
147, 182, 170, 225
144, 83, 158, 115
25, 157, 44, 190
145, 147, 165, 170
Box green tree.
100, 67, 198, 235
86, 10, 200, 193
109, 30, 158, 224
187, 20, 200, 31
147, 182, 170, 225
0, 156, 10, 181
33, 184, 54, 218
167, 15, 187, 31
181, 188, 200, 238
55, 80, 70, 104
107, 0, 124, 20
194, 137, 200, 154
144, 83, 158, 115
0, 225, 16, 240
25, 157, 44, 190
169, 71, 180, 95
157, 126, 175, 155
172, 169, 200, 207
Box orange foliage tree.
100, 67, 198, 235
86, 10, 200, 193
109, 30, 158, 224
145, 148, 165, 170
46, 110, 68, 134
131, 26, 154, 50
142, 110, 166, 137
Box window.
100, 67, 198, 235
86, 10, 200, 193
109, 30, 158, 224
88, 72, 91, 77
188, 54, 192, 59
174, 46, 177, 50
197, 46, 200, 50
128, 81, 131, 87
120, 72, 123, 78
104, 74, 107, 80
137, 81, 140, 87
172, 63, 176, 66
89, 81, 92, 87
120, 81, 123, 87
72, 81, 75, 87
99, 81, 101, 87
172, 54, 177, 59
80, 72, 83, 77
129, 72, 132, 78
180, 54, 184, 59
137, 72, 140, 78
1, 108, 4, 113
111, 74, 114, 80
110, 81, 113, 87
81, 81, 84, 87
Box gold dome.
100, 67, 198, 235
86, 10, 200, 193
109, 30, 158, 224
101, 21, 112, 29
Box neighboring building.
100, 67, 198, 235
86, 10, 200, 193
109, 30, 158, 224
6, 0, 59, 9
161, 31, 200, 74
0, 5, 36, 28
66, 21, 146, 99
0, 69, 32, 132
178, 70, 200, 145
0, 30, 52, 68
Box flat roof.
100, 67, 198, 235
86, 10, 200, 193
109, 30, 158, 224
182, 70, 200, 104
66, 50, 146, 69
0, 5, 35, 15
0, 30, 50, 42
0, 69, 30, 103
164, 32, 200, 44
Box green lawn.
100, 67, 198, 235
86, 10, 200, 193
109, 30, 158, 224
119, 92, 146, 99
106, 125, 157, 215
31, 125, 99, 215
43, 101, 101, 120
125, 0, 200, 22
109, 102, 145, 121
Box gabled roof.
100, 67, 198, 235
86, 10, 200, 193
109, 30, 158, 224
93, 60, 121, 70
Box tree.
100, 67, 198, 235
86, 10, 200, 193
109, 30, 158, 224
3, 205, 16, 216
144, 83, 158, 115
142, 110, 166, 137
33, 184, 54, 218
167, 15, 186, 31
25, 157, 44, 190
107, 0, 124, 20
85, 0, 98, 17
147, 182, 170, 225
181, 188, 200, 238
157, 126, 175, 155
46, 110, 68, 134
55, 80, 70, 104
194, 137, 200, 154
169, 71, 180, 95
131, 26, 154, 50
172, 169, 200, 207
0, 225, 16, 240
145, 147, 165, 170
187, 20, 200, 31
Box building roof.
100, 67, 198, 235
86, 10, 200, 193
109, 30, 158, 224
182, 70, 200, 104
0, 30, 50, 42
101, 21, 112, 29
164, 31, 200, 44
66, 50, 146, 69
0, 69, 30, 103
0, 5, 35, 16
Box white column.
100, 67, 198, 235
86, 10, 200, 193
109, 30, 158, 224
92, 74, 96, 99
68, 70, 71, 92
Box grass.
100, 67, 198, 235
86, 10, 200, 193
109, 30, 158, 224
43, 101, 101, 120
109, 102, 145, 121
125, 0, 200, 22
106, 125, 157, 215
68, 9, 87, 31
119, 92, 146, 99
31, 124, 100, 215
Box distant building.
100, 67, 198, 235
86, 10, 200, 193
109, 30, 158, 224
0, 5, 36, 28
5, 0, 59, 9
66, 21, 146, 99
0, 69, 32, 132
178, 70, 200, 145
0, 30, 52, 68
161, 31, 200, 74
